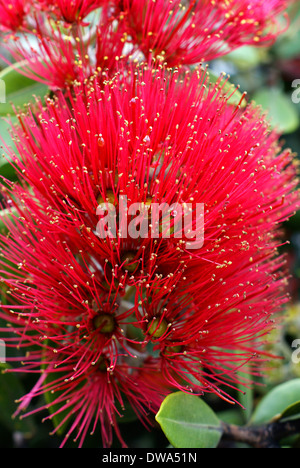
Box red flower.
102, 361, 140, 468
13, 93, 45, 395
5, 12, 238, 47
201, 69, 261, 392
0, 0, 291, 91
119, 0, 289, 66
3, 29, 92, 90
0, 0, 30, 31
95, 10, 134, 73
50, 0, 110, 23
0, 2, 125, 89
0, 63, 299, 446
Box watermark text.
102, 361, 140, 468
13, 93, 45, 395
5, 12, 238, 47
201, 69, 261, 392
96, 196, 205, 250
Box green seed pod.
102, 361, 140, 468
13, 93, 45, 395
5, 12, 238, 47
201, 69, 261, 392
121, 251, 139, 272
93, 313, 115, 334
148, 317, 168, 338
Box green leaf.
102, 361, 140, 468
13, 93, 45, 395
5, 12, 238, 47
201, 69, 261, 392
274, 3, 300, 59
0, 162, 19, 181
217, 409, 245, 426
251, 379, 300, 424
0, 207, 18, 235
252, 88, 299, 134
207, 69, 247, 108
275, 35, 300, 60
155, 391, 223, 448
238, 366, 254, 424
42, 354, 71, 436
0, 114, 18, 151
0, 114, 20, 182
0, 363, 34, 435
223, 46, 262, 71
0, 61, 48, 116
279, 401, 300, 422
0, 114, 21, 180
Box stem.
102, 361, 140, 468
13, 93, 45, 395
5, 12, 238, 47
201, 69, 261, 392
220, 418, 300, 448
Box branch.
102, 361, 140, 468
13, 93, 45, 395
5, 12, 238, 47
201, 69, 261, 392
220, 418, 300, 448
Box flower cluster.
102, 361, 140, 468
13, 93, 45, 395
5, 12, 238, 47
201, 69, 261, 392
0, 0, 290, 89
0, 0, 298, 449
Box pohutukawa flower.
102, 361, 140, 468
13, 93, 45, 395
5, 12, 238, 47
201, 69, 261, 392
0, 12, 96, 89
0, 0, 30, 31
95, 11, 134, 73
0, 62, 299, 447
50, 0, 109, 23
0, 0, 291, 92
0, 1, 138, 90
119, 0, 289, 66
0, 1, 118, 89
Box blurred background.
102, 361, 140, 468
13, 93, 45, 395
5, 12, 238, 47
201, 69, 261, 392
1, 1, 300, 449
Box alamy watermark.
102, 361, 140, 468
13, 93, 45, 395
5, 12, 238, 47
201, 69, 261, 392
292, 339, 300, 364
0, 79, 5, 104
0, 339, 6, 364
96, 196, 205, 250
292, 79, 300, 104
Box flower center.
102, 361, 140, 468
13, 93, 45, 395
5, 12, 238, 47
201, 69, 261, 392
93, 313, 115, 334
164, 345, 182, 356
97, 355, 108, 372
121, 251, 139, 273
97, 189, 116, 206
148, 317, 168, 338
